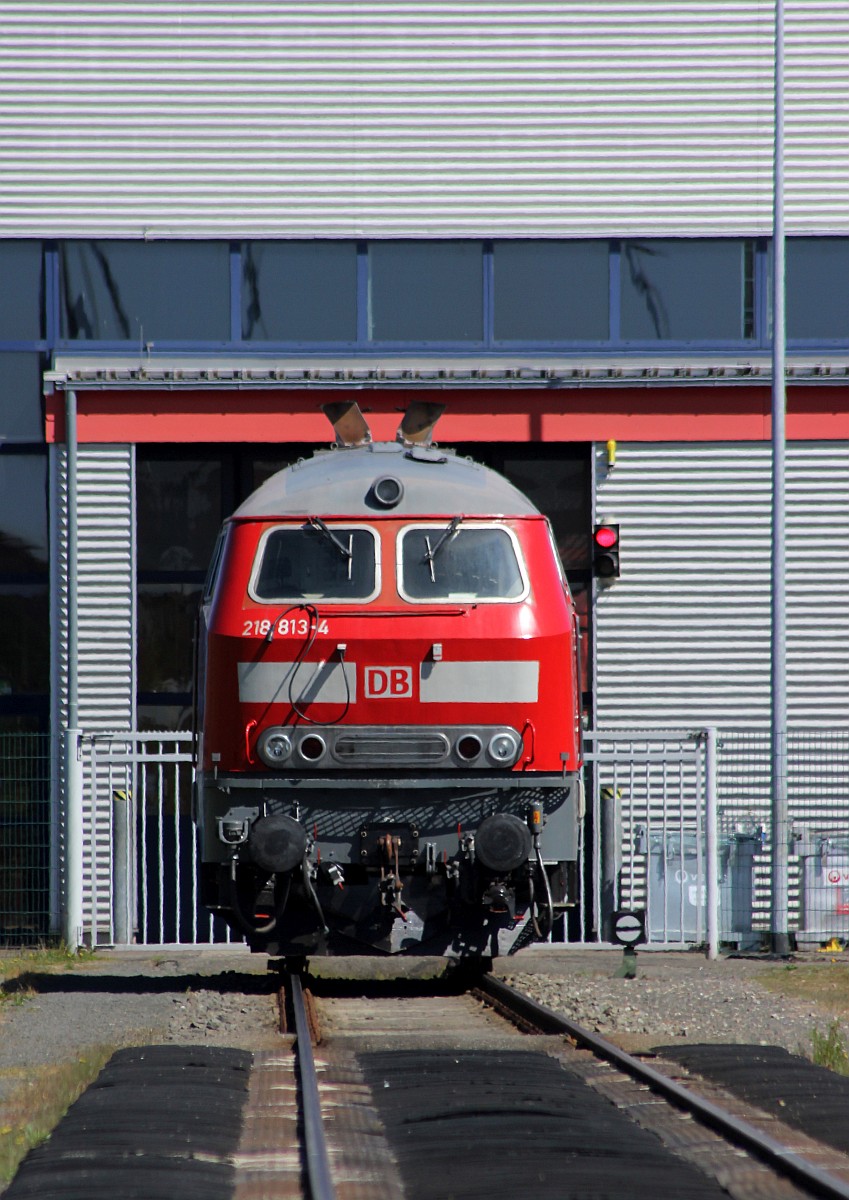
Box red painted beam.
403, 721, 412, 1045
44, 385, 849, 444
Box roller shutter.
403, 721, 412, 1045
0, 2, 847, 237
594, 441, 849, 729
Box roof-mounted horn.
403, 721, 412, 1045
322, 401, 372, 448
396, 401, 446, 447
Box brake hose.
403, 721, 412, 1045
226, 861, 292, 937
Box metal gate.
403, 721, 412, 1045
581, 729, 716, 948
76, 729, 718, 949
82, 733, 236, 947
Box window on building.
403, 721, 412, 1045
14, 234, 849, 350
369, 241, 483, 342
0, 355, 44, 443
136, 457, 223, 574
620, 239, 755, 341
493, 241, 609, 341
241, 242, 358, 341
136, 455, 224, 726
0, 451, 49, 717
787, 238, 849, 340
59, 241, 230, 342
497, 452, 591, 571
0, 243, 43, 343
135, 446, 314, 730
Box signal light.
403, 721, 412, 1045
592, 523, 620, 579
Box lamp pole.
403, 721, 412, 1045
770, 0, 790, 956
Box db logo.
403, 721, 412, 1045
365, 666, 413, 698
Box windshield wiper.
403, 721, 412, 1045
423, 515, 463, 582
308, 517, 353, 580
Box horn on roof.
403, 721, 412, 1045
396, 401, 446, 447
322, 401, 372, 447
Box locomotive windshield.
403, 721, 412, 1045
250, 523, 379, 602
399, 524, 527, 602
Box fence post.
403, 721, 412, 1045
600, 783, 620, 941
112, 787, 132, 945
63, 728, 83, 951
705, 727, 719, 960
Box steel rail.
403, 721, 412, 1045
288, 972, 337, 1200
479, 975, 849, 1200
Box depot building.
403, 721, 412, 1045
2, 4, 849, 802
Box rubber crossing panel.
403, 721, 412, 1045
5, 1045, 252, 1199
359, 1047, 728, 1200
655, 1042, 849, 1157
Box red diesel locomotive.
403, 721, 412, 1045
195, 404, 583, 958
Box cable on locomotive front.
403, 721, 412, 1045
264, 601, 352, 726
225, 598, 351, 939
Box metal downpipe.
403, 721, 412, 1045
63, 388, 83, 952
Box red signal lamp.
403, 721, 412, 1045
592, 523, 620, 579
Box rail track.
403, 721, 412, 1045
288, 969, 849, 1200
474, 975, 849, 1200
283, 970, 337, 1200
8, 964, 849, 1200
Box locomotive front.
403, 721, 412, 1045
195, 413, 583, 958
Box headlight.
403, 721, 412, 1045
487, 730, 522, 766
298, 733, 327, 762
257, 728, 293, 767
455, 733, 483, 762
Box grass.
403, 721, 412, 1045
759, 960, 849, 1017
0, 1047, 113, 1185
0, 944, 108, 1184
810, 1021, 849, 1075
0, 945, 97, 1020
0, 944, 97, 986
758, 959, 849, 1073
0, 984, 35, 1010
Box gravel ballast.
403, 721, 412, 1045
0, 950, 279, 1116
502, 947, 847, 1056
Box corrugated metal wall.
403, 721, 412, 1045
2, 1, 847, 237
51, 444, 136, 934
594, 441, 849, 729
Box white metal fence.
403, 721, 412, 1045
582, 728, 714, 947
72, 727, 849, 950
716, 730, 849, 947
81, 732, 237, 947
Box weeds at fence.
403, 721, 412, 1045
0, 944, 96, 985
809, 1020, 849, 1075
0, 984, 34, 1009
